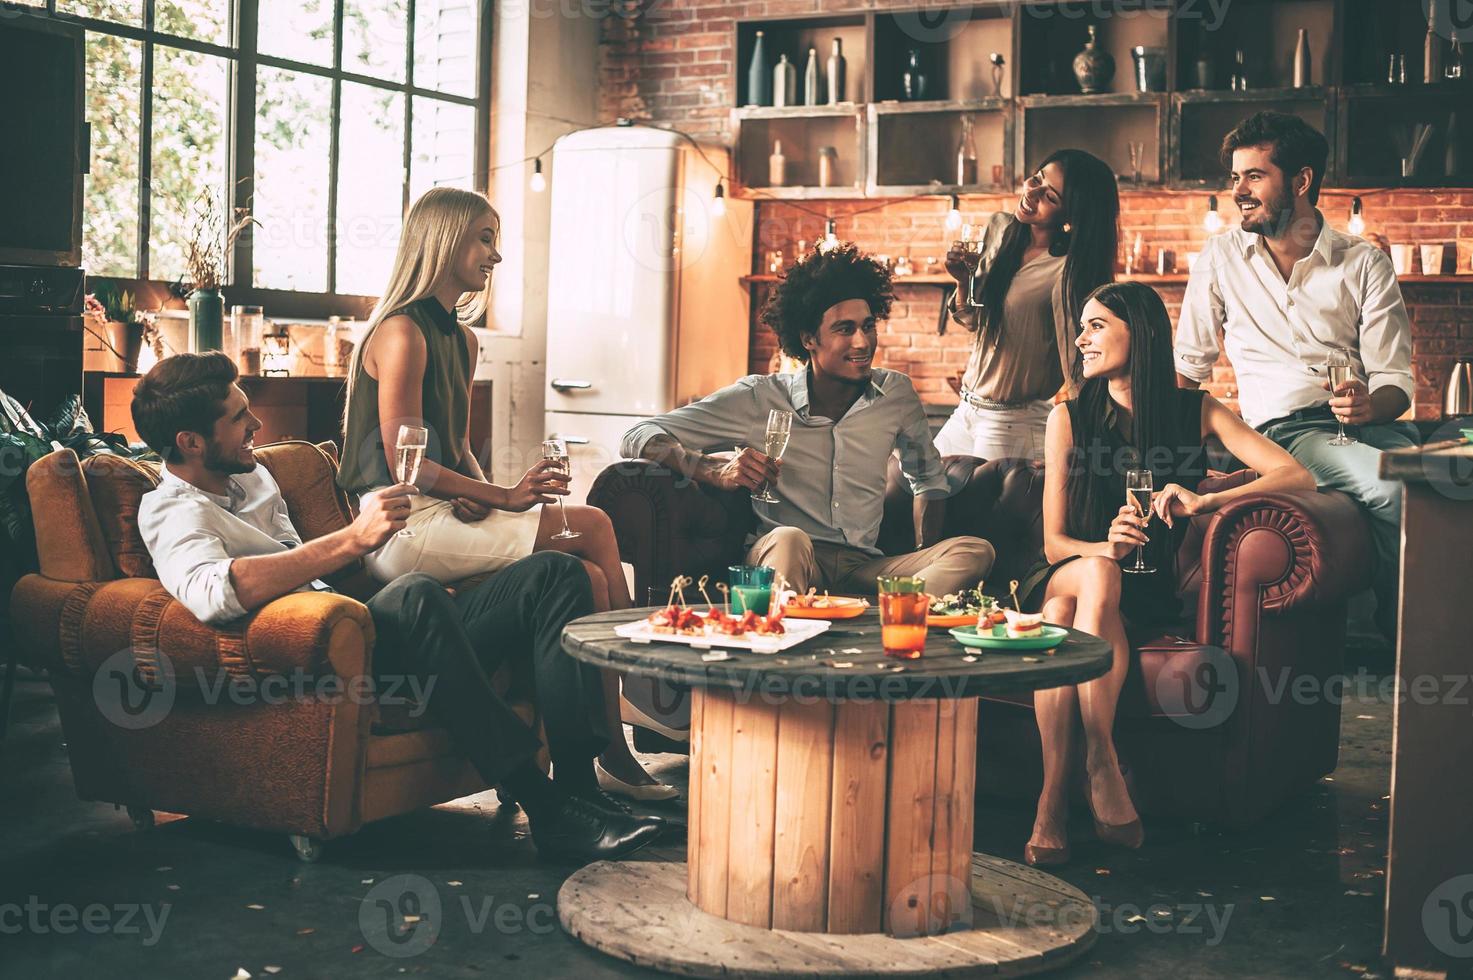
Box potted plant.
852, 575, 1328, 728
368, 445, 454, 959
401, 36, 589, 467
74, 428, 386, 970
182, 189, 258, 354
83, 282, 161, 374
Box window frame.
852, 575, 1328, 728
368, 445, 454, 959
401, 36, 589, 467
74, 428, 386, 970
50, 0, 491, 314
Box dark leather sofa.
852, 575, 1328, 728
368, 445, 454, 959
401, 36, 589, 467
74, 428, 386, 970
589, 454, 1375, 826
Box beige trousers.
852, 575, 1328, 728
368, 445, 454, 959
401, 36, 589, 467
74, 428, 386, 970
745, 526, 996, 597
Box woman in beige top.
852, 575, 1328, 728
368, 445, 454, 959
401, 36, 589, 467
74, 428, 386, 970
935, 149, 1120, 462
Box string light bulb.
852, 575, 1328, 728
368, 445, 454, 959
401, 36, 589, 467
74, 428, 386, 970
711, 181, 726, 218
820, 217, 839, 253
1348, 196, 1366, 236
944, 194, 962, 234
529, 157, 547, 193
1203, 195, 1224, 233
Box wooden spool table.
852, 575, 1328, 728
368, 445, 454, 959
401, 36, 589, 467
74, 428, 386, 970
559, 608, 1112, 976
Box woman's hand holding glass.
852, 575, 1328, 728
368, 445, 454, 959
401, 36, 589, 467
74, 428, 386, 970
1104, 504, 1150, 561
503, 458, 569, 513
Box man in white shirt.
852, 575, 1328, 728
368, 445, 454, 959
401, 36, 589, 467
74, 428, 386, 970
132, 352, 661, 861
622, 243, 995, 596
1175, 111, 1419, 637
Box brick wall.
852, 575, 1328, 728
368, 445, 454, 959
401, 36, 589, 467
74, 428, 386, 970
598, 1, 1473, 420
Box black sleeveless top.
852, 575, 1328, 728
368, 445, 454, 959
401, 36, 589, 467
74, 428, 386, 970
1022, 387, 1209, 628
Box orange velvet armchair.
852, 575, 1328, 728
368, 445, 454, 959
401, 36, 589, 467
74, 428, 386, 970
9, 440, 542, 861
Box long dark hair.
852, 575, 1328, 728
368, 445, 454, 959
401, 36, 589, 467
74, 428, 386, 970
974, 149, 1119, 379
1064, 282, 1179, 548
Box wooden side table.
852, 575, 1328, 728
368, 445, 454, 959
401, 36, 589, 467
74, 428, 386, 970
559, 608, 1113, 976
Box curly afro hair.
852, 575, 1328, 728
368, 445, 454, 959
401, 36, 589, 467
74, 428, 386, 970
759, 243, 894, 363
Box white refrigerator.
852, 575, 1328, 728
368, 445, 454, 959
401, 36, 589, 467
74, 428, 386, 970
543, 124, 753, 507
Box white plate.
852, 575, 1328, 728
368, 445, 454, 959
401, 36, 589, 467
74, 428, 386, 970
614, 615, 833, 654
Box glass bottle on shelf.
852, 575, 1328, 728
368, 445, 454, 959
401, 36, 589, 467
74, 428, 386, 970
804, 46, 820, 105
773, 54, 797, 107
1230, 49, 1248, 92
827, 38, 846, 104
1292, 29, 1311, 88
769, 140, 787, 187
956, 115, 979, 187
747, 30, 770, 106
1448, 41, 1464, 81
902, 48, 928, 101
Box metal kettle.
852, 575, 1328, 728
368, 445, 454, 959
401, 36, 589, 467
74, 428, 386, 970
1445, 359, 1473, 419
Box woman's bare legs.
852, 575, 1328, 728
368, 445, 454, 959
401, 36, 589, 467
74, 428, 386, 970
536, 505, 659, 787
1029, 593, 1078, 853
1026, 557, 1138, 848
1063, 557, 1138, 828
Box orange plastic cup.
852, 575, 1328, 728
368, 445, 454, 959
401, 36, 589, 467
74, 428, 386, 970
878, 576, 928, 659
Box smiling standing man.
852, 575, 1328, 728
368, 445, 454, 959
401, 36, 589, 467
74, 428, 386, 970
621, 243, 995, 596
1175, 111, 1418, 638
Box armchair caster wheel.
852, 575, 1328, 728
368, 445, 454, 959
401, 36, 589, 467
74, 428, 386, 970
126, 806, 155, 832
495, 787, 519, 810
289, 834, 323, 863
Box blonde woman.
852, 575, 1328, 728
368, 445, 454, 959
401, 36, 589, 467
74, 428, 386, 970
338, 187, 673, 800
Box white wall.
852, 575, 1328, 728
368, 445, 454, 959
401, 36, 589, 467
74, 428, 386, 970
483, 5, 601, 483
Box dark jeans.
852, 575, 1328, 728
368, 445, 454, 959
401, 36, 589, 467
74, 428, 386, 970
365, 552, 605, 786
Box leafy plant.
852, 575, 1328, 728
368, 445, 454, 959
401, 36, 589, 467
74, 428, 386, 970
0, 389, 155, 573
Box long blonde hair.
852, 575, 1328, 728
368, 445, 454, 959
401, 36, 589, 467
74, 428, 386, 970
345, 187, 498, 419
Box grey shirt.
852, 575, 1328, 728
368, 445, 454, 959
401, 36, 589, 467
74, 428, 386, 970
620, 368, 949, 556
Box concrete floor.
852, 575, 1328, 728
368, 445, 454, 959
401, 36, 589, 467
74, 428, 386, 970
1, 634, 1397, 980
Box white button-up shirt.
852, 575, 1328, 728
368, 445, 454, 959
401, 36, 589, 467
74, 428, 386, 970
1174, 214, 1414, 429
621, 368, 949, 556
138, 464, 324, 625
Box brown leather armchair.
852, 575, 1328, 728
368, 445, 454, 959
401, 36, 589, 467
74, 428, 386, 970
589, 455, 1374, 826
9, 441, 544, 860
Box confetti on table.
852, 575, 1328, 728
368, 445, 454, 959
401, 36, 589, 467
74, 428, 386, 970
1124, 914, 1146, 924
528, 893, 540, 900
825, 661, 854, 669
841, 648, 862, 655
156, 866, 172, 872
1259, 896, 1276, 902
167, 885, 180, 891
264, 968, 282, 976
246, 904, 265, 911
962, 655, 978, 663
296, 928, 315, 936
1022, 656, 1041, 663
402, 914, 421, 924
1196, 891, 1212, 897
351, 945, 364, 954
361, 879, 374, 885
1094, 868, 1111, 876
231, 970, 252, 980
447, 881, 462, 887
1355, 715, 1375, 720
700, 651, 731, 662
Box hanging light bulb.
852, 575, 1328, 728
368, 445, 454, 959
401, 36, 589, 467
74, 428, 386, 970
1203, 195, 1224, 234
711, 181, 726, 218
1348, 196, 1366, 236
529, 157, 547, 193
820, 217, 839, 253
944, 194, 962, 234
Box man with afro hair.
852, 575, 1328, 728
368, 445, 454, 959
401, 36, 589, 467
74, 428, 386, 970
621, 243, 995, 595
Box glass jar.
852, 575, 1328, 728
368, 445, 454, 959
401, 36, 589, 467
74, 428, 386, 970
232, 305, 264, 375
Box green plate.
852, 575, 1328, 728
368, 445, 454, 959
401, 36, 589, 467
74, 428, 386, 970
949, 625, 1069, 652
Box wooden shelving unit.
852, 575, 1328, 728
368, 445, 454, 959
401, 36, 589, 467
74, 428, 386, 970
729, 0, 1472, 198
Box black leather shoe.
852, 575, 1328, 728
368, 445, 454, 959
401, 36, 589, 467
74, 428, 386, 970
591, 789, 668, 828
531, 794, 662, 862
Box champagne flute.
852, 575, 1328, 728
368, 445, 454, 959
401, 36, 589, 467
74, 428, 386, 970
752, 409, 793, 504
1123, 468, 1155, 575
1326, 347, 1358, 447
393, 425, 428, 538
541, 439, 580, 540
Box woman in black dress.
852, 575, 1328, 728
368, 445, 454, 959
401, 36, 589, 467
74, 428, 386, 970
1021, 282, 1315, 866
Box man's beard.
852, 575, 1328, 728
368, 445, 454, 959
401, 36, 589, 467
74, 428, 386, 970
1239, 184, 1297, 236
203, 440, 256, 475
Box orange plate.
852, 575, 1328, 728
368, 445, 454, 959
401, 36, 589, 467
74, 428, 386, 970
926, 612, 977, 628
784, 598, 869, 620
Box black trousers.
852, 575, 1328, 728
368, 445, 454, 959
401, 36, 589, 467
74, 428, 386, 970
365, 552, 605, 786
